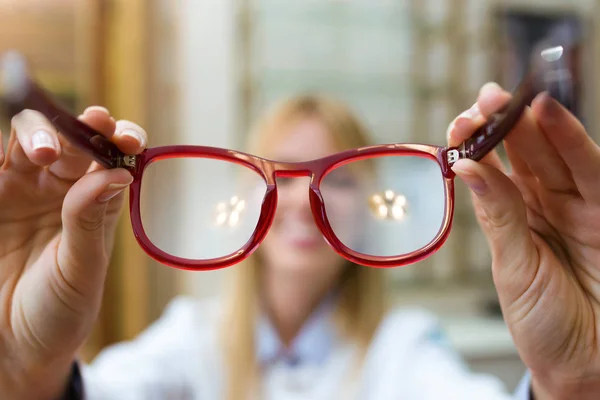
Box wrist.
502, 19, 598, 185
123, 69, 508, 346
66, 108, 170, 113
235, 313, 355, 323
532, 372, 600, 400
0, 356, 74, 400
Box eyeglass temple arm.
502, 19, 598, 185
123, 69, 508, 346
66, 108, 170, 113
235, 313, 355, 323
449, 75, 538, 164
448, 33, 580, 166
0, 52, 131, 170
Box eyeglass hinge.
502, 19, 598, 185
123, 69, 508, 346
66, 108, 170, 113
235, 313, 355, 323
447, 149, 460, 165
118, 155, 137, 168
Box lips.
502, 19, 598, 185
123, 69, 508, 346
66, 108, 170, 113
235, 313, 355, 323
277, 218, 324, 249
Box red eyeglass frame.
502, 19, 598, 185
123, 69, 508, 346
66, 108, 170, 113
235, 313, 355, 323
131, 143, 456, 270
0, 33, 579, 271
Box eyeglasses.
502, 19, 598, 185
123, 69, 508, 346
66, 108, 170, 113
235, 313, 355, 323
0, 32, 580, 271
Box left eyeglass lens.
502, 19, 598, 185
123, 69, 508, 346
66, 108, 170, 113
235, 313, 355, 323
139, 157, 267, 260
320, 154, 447, 258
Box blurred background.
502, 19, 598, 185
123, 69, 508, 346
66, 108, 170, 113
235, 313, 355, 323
1, 0, 598, 392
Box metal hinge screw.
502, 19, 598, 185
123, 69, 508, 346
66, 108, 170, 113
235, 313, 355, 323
447, 149, 460, 165
119, 155, 137, 168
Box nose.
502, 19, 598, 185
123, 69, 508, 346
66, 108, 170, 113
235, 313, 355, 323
276, 176, 313, 218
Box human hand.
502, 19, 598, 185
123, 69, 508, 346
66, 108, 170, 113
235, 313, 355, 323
448, 82, 600, 399
0, 106, 147, 398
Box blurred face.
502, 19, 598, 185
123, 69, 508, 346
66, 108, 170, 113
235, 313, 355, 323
258, 118, 361, 278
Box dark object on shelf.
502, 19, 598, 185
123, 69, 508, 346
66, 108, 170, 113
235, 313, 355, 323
496, 9, 585, 126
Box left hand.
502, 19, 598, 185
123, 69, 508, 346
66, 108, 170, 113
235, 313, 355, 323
447, 82, 600, 399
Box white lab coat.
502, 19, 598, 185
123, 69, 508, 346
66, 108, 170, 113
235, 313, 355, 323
81, 297, 530, 400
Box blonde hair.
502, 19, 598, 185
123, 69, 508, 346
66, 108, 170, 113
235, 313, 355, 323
219, 94, 388, 400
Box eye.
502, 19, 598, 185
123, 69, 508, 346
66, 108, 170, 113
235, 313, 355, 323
322, 170, 357, 189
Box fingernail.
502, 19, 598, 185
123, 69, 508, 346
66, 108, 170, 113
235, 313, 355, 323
97, 182, 130, 203
462, 173, 488, 195
453, 168, 488, 195
447, 103, 485, 143
446, 119, 457, 142
84, 105, 110, 115
120, 129, 146, 147
481, 81, 503, 92
535, 92, 561, 124
32, 130, 56, 150
459, 102, 484, 123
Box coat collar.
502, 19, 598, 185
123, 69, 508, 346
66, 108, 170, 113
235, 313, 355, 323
256, 293, 338, 367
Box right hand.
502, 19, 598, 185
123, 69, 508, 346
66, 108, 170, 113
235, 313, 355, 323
0, 106, 147, 399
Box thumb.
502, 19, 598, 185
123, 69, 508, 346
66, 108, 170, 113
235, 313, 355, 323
57, 168, 133, 297
452, 159, 539, 297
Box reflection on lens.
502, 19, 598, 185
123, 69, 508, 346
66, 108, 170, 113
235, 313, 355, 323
321, 155, 446, 258
369, 190, 408, 221
140, 157, 266, 260
214, 196, 246, 227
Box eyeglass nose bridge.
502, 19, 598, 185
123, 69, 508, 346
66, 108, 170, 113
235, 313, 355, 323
262, 160, 325, 185
253, 160, 336, 254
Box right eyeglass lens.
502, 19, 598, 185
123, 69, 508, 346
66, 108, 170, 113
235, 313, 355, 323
320, 154, 447, 258
139, 157, 267, 261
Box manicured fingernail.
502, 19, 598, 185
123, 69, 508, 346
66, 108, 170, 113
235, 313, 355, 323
536, 92, 561, 124
458, 172, 488, 195
447, 103, 484, 143
481, 81, 503, 93
96, 183, 130, 203
452, 162, 488, 195
31, 130, 56, 150
120, 129, 146, 147
459, 102, 484, 123
84, 105, 110, 115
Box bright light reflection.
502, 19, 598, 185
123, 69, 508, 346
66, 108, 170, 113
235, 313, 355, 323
214, 196, 246, 227
369, 189, 409, 221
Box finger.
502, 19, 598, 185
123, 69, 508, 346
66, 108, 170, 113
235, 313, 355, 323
452, 119, 541, 216
531, 92, 600, 202
447, 114, 505, 172
504, 107, 575, 194
479, 83, 575, 193
86, 160, 103, 174
79, 106, 116, 136
501, 141, 547, 214
451, 158, 539, 301
503, 140, 533, 178
450, 82, 575, 193
84, 160, 131, 252
447, 82, 511, 147
0, 127, 4, 165
49, 106, 117, 181
6, 110, 61, 172
57, 167, 133, 298
112, 120, 148, 155
476, 82, 513, 118
447, 84, 508, 171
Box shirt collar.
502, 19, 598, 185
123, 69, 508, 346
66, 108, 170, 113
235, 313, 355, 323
256, 293, 337, 367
